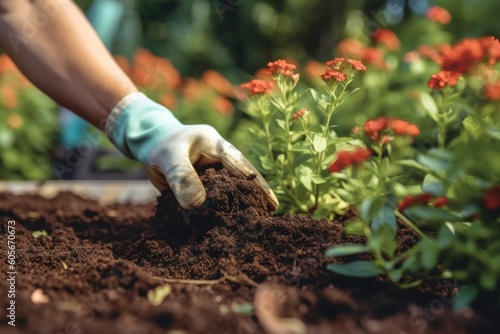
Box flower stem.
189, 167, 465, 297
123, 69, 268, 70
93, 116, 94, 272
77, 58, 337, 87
394, 210, 430, 241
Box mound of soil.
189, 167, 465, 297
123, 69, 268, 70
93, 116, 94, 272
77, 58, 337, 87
0, 169, 498, 334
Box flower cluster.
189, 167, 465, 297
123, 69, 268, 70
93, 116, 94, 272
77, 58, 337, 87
363, 117, 420, 141
327, 147, 372, 173
427, 71, 461, 89
267, 59, 299, 81
241, 79, 274, 96
320, 58, 365, 83
424, 36, 500, 91
484, 81, 500, 101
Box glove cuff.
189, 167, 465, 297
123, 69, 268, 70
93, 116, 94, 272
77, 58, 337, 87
105, 92, 181, 163
105, 91, 147, 138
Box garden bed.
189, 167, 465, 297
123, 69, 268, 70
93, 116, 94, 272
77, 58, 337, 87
0, 169, 497, 334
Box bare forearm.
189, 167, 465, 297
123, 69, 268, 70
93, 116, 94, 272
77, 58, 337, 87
0, 0, 137, 128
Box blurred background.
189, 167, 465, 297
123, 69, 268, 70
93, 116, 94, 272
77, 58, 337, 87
1, 0, 499, 181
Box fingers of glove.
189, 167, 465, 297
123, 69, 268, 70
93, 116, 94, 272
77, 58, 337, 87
144, 166, 170, 191
162, 158, 207, 210
207, 139, 279, 211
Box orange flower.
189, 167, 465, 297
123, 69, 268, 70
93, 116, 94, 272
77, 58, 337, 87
291, 108, 309, 120
440, 39, 484, 73
6, 113, 23, 129
0, 84, 18, 109
427, 71, 461, 89
337, 39, 366, 59
484, 185, 500, 210
130, 49, 181, 90
327, 148, 372, 173
426, 6, 451, 24
201, 70, 234, 97
0, 54, 16, 74
254, 68, 274, 81
159, 93, 177, 109
305, 61, 325, 82
362, 48, 387, 70
182, 78, 210, 102
241, 79, 273, 96
267, 59, 298, 79
389, 119, 420, 137
325, 58, 346, 69
364, 117, 390, 140
480, 36, 500, 65
398, 193, 433, 212
372, 28, 400, 51
321, 69, 347, 82
212, 96, 234, 116
484, 81, 500, 101
346, 59, 366, 71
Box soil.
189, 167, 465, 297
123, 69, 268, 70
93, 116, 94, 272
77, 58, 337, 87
0, 168, 498, 334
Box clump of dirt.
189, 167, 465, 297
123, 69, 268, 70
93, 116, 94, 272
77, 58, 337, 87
0, 168, 498, 334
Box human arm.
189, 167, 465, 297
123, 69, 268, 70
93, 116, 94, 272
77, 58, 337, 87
0, 0, 278, 209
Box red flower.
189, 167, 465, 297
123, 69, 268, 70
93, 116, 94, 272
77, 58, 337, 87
321, 69, 347, 82
241, 79, 273, 96
364, 117, 390, 140
292, 108, 309, 120
480, 36, 500, 65
426, 6, 451, 24
337, 39, 366, 59
484, 185, 500, 210
346, 59, 366, 71
440, 39, 484, 73
433, 197, 450, 208
362, 47, 387, 70
484, 81, 500, 101
305, 61, 326, 81
267, 59, 298, 79
328, 151, 352, 173
327, 148, 371, 173
372, 28, 400, 51
398, 193, 433, 212
427, 71, 461, 89
389, 119, 421, 137
326, 58, 345, 69
350, 147, 372, 164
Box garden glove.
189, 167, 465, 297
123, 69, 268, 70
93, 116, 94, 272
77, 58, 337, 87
105, 92, 279, 210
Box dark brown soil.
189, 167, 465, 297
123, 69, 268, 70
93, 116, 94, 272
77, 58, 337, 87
0, 169, 498, 334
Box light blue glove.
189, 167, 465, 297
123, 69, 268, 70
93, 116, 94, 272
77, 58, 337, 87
105, 92, 279, 210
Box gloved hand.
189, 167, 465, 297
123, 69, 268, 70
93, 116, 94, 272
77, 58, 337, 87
105, 92, 279, 210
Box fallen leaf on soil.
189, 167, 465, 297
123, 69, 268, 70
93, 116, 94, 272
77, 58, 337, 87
31, 289, 49, 304
61, 261, 68, 270
147, 284, 172, 306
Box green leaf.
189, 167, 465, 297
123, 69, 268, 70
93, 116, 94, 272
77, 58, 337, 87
326, 244, 372, 257
259, 156, 274, 171
453, 286, 478, 311
313, 135, 327, 153
344, 220, 369, 236
147, 284, 172, 306
275, 119, 286, 130
420, 239, 439, 270
311, 174, 327, 185
417, 149, 453, 173
32, 230, 48, 238
397, 160, 430, 173
420, 91, 439, 122
480, 271, 497, 291
326, 261, 384, 278
360, 196, 385, 221
407, 206, 463, 223
422, 174, 446, 196
371, 203, 397, 232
